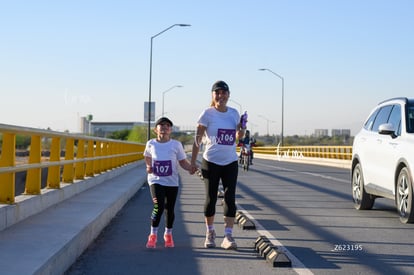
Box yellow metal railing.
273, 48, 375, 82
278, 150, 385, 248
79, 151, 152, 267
239, 145, 353, 160
0, 123, 145, 204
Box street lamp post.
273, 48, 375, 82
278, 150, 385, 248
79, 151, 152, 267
249, 122, 258, 135
258, 68, 284, 146
258, 115, 276, 136
147, 24, 191, 140
229, 99, 243, 114
162, 85, 183, 116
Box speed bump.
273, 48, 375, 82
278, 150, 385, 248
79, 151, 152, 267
254, 236, 292, 268
235, 211, 256, 230
254, 235, 270, 252
266, 249, 291, 267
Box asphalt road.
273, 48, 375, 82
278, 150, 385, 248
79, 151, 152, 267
236, 159, 414, 274
66, 158, 414, 275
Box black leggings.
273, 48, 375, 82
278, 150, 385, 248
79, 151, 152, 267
149, 184, 179, 229
201, 159, 238, 218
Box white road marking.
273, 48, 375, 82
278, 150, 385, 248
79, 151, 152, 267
237, 161, 349, 274
255, 162, 349, 183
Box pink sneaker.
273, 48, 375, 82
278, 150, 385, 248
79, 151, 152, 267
164, 234, 175, 248
146, 234, 157, 248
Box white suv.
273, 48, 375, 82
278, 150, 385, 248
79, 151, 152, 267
352, 97, 414, 223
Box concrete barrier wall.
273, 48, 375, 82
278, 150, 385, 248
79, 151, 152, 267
0, 161, 142, 232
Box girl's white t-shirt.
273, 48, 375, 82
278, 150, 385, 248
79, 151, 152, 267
144, 139, 187, 187
197, 106, 240, 165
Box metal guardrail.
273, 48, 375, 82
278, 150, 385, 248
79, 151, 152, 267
0, 123, 144, 204
239, 145, 353, 160
256, 145, 352, 160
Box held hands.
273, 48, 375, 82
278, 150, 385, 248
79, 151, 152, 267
189, 163, 198, 175
240, 111, 248, 129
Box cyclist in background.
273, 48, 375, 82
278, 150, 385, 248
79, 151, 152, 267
238, 130, 255, 165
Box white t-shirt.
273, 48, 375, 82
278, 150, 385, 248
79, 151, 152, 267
143, 139, 187, 187
197, 106, 240, 165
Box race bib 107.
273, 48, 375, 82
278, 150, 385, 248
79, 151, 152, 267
153, 160, 172, 176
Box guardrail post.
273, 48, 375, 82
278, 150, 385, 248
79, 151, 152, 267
114, 143, 121, 167
25, 135, 41, 194
125, 144, 131, 164
108, 142, 114, 169
94, 141, 101, 174
101, 142, 108, 172
117, 143, 122, 166
85, 140, 94, 177
47, 137, 61, 189
62, 138, 74, 183
346, 147, 350, 160
0, 133, 16, 204
121, 144, 126, 165
75, 139, 85, 180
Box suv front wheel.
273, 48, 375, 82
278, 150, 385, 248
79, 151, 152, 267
396, 167, 414, 223
352, 163, 375, 210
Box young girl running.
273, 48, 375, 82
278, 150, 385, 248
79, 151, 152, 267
144, 117, 195, 248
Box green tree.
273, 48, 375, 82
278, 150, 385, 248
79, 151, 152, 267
16, 134, 31, 149
171, 132, 195, 146
108, 129, 130, 140
127, 126, 153, 143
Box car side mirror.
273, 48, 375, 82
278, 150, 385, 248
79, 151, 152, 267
378, 123, 397, 138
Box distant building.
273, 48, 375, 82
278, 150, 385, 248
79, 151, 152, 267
90, 122, 138, 137
314, 129, 329, 137
331, 129, 342, 137
79, 115, 95, 134
332, 129, 351, 137
313, 128, 351, 137
79, 117, 180, 137
79, 116, 91, 134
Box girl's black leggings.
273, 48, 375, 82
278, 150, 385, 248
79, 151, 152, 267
201, 159, 238, 218
149, 184, 178, 229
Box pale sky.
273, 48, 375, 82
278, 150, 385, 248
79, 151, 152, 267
1, 0, 413, 136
